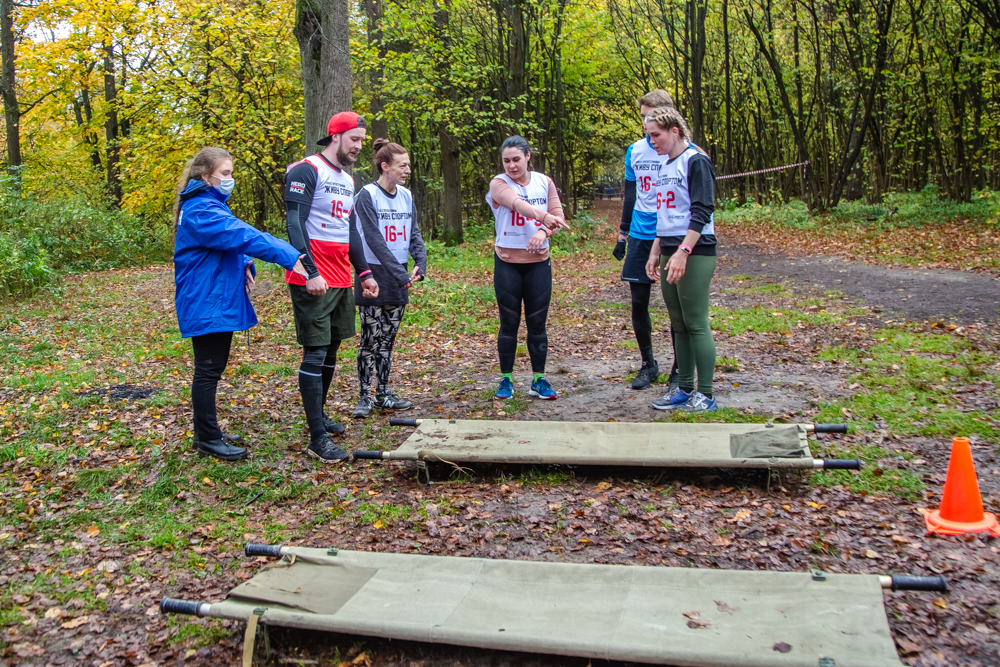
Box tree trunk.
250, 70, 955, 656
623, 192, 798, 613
722, 0, 732, 175
439, 125, 463, 245
435, 1, 462, 245
295, 0, 352, 158
507, 0, 526, 122
1, 0, 21, 173
688, 0, 707, 147
365, 0, 388, 139
103, 43, 123, 205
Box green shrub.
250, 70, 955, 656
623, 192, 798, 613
0, 174, 170, 300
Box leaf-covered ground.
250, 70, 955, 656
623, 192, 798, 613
1, 207, 999, 667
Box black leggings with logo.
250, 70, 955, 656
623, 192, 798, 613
494, 255, 551, 374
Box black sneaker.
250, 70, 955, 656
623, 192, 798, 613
352, 396, 373, 418
631, 360, 659, 390
323, 415, 346, 435
306, 434, 349, 463
195, 438, 248, 461
375, 392, 412, 410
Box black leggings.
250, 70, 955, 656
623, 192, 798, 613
630, 282, 679, 377
191, 331, 233, 441
494, 255, 551, 374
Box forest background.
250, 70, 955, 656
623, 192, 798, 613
3, 0, 1000, 298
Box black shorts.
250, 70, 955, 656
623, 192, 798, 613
288, 284, 356, 347
622, 236, 654, 284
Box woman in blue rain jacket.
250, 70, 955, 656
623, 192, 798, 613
173, 146, 306, 461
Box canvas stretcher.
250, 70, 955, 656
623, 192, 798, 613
161, 545, 946, 667
353, 419, 860, 471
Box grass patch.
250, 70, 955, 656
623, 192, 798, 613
518, 467, 575, 487
810, 445, 924, 498
653, 407, 773, 423
813, 326, 1000, 440
710, 306, 841, 335
716, 356, 740, 372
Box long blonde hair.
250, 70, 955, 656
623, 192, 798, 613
173, 147, 232, 230
644, 106, 691, 142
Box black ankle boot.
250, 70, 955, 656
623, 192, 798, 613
195, 438, 248, 461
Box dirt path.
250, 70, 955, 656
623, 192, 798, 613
719, 241, 1000, 322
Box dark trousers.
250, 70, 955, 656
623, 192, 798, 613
191, 331, 233, 441
494, 255, 552, 374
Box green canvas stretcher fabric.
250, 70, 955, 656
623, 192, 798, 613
214, 547, 904, 667
388, 420, 813, 467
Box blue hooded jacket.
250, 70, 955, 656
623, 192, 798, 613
174, 180, 300, 338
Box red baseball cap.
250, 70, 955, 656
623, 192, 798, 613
318, 112, 366, 146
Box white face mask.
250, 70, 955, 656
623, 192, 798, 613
216, 177, 235, 195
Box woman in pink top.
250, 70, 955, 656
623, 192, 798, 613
485, 135, 568, 400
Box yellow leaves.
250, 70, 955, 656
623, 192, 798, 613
86, 524, 100, 536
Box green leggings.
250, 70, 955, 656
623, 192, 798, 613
659, 254, 716, 395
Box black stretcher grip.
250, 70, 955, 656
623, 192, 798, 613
245, 543, 283, 558
353, 450, 386, 460
160, 598, 205, 616
390, 417, 419, 427
890, 575, 947, 592
822, 459, 862, 470
813, 424, 849, 434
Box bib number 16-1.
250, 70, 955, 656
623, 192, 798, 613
383, 225, 407, 243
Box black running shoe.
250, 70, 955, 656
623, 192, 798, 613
631, 360, 659, 390
323, 415, 346, 435
306, 434, 349, 463
375, 392, 412, 410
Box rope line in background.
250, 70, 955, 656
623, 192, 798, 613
716, 160, 810, 181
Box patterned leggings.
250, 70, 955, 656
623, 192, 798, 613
357, 305, 406, 397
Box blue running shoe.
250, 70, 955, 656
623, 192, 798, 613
528, 377, 557, 400
651, 386, 689, 410
680, 391, 718, 412
495, 377, 514, 400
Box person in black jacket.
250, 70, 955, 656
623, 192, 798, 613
351, 139, 427, 417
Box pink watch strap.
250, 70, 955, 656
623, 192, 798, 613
679, 244, 693, 255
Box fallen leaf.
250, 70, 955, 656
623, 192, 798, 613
373, 520, 385, 529
86, 525, 100, 536
596, 482, 612, 491
686, 619, 712, 629
714, 600, 739, 613
891, 535, 909, 543
682, 610, 701, 619
43, 607, 64, 620
60, 615, 90, 629
202, 477, 215, 487
773, 642, 792, 653
864, 549, 880, 559
729, 509, 752, 523
97, 559, 120, 573
933, 597, 947, 609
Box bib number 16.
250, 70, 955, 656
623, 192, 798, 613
331, 200, 348, 218
511, 211, 540, 227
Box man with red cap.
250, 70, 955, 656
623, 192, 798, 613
284, 111, 379, 463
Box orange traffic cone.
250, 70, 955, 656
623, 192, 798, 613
921, 437, 1000, 536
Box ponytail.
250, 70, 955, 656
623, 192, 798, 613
372, 138, 408, 175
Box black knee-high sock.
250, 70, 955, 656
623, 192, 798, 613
629, 283, 654, 365
321, 341, 340, 409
